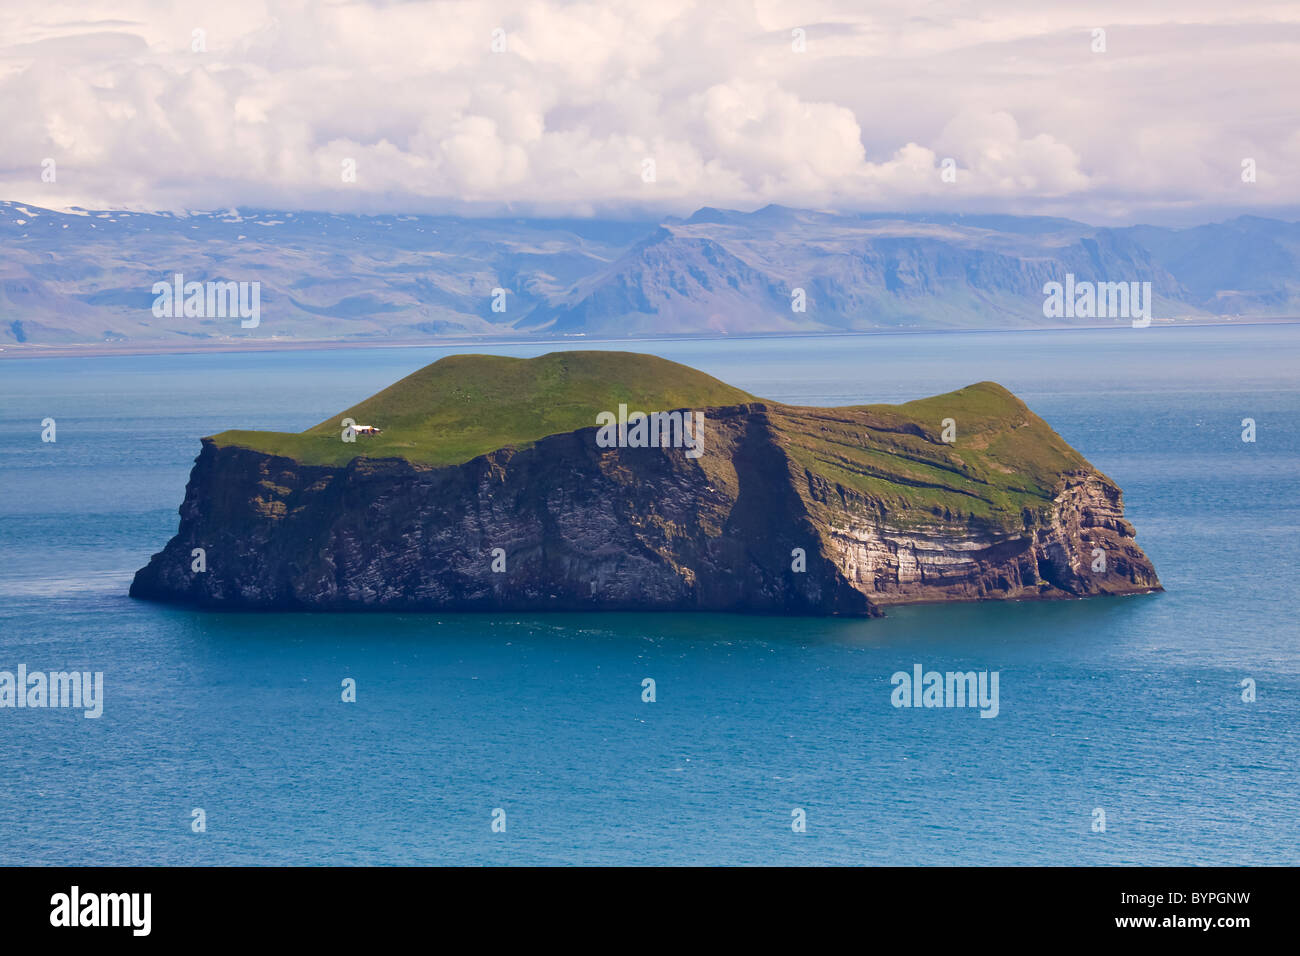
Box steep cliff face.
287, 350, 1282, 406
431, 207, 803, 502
809, 469, 1159, 605
130, 405, 873, 613
131, 367, 1161, 615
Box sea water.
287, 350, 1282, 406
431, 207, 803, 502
1, 324, 1297, 865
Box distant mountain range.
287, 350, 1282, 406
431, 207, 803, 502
2, 201, 1298, 347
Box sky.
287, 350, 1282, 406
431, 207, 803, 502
2, 0, 1297, 224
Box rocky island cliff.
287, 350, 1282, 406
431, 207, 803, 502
130, 351, 1160, 615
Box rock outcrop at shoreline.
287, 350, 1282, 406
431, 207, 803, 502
130, 352, 1161, 614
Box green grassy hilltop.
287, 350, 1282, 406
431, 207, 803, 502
771, 384, 1088, 527
211, 351, 756, 468
210, 350, 1092, 527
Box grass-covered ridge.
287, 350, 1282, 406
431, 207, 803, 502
209, 352, 1095, 527
210, 351, 757, 467
772, 381, 1091, 528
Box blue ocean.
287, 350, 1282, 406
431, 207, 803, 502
2, 325, 1297, 865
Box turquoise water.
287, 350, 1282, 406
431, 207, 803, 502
1, 325, 1297, 865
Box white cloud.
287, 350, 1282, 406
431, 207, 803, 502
935, 112, 1090, 196
0, 0, 1296, 222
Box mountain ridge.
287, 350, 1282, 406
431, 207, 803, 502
5, 200, 1297, 347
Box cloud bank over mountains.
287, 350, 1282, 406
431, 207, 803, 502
2, 0, 1298, 222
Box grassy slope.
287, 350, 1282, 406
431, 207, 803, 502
210, 351, 1093, 525
210, 351, 756, 467
775, 382, 1091, 528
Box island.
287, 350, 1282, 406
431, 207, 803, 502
130, 351, 1161, 614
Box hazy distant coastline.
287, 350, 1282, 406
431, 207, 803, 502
6, 201, 1300, 353
4, 316, 1299, 361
